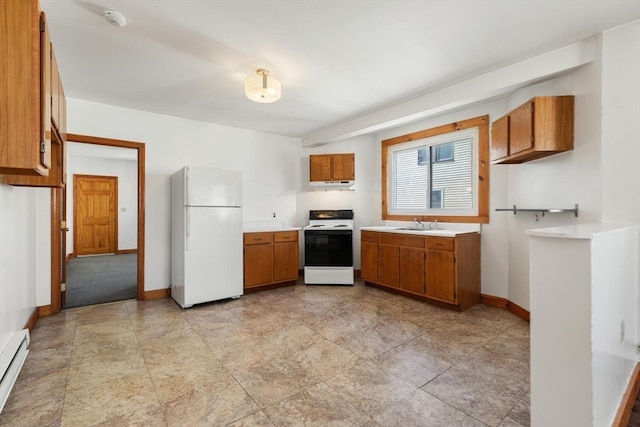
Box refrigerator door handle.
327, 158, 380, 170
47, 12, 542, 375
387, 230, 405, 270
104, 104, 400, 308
186, 207, 191, 251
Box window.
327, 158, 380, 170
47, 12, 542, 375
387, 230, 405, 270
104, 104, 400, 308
381, 115, 489, 223
417, 148, 428, 165
431, 189, 443, 209
433, 142, 453, 162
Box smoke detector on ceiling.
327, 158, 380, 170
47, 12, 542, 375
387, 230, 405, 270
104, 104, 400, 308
103, 11, 127, 27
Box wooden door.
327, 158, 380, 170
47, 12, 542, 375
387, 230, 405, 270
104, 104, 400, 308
243, 244, 273, 288
378, 244, 399, 288
74, 175, 117, 255
399, 247, 425, 294
331, 154, 355, 181
360, 241, 378, 282
509, 100, 534, 155
426, 250, 455, 303
309, 155, 332, 181
47, 186, 65, 314
490, 115, 509, 161
53, 187, 68, 308
273, 241, 298, 282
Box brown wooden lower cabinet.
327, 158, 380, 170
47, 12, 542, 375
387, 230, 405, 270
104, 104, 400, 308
360, 230, 480, 311
243, 230, 299, 291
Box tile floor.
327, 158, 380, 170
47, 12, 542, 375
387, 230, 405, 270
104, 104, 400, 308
0, 279, 530, 427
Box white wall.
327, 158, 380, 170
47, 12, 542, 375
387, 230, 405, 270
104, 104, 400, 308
66, 149, 138, 254
600, 17, 640, 396
601, 20, 640, 225
0, 186, 40, 356
58, 100, 299, 295
504, 61, 603, 310
298, 135, 380, 269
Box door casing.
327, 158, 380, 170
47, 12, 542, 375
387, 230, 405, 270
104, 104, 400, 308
50, 134, 146, 314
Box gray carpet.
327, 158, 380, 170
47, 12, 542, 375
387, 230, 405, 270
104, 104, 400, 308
64, 254, 137, 309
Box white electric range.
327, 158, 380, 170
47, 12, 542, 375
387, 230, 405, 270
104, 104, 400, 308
303, 209, 354, 285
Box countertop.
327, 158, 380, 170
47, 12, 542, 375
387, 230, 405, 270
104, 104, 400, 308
243, 226, 301, 233
360, 226, 477, 237
525, 223, 639, 239
242, 220, 301, 233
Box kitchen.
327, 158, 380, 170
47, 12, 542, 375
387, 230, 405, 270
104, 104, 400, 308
1, 1, 639, 426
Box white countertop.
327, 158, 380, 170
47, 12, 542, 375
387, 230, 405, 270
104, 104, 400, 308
360, 226, 476, 237
525, 223, 639, 239
242, 220, 301, 233
243, 226, 301, 233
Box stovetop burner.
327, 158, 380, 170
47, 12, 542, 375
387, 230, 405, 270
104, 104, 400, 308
305, 209, 354, 231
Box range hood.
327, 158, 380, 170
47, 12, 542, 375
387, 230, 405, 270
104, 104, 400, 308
310, 180, 355, 191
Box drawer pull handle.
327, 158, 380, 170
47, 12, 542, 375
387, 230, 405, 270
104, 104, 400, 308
436, 243, 443, 246
255, 238, 262, 241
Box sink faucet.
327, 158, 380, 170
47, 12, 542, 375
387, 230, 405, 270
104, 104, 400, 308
413, 218, 424, 229
429, 220, 439, 230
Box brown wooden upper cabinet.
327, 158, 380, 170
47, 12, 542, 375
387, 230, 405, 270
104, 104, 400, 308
491, 96, 574, 164
2, 0, 67, 187
0, 0, 53, 176
309, 153, 355, 182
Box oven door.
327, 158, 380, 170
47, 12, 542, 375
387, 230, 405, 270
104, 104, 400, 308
304, 229, 353, 267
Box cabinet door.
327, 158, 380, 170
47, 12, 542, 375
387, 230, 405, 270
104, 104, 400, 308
378, 244, 399, 288
332, 154, 355, 181
59, 78, 67, 142
399, 247, 425, 294
273, 241, 298, 282
0, 0, 51, 176
490, 115, 509, 161
2, 131, 63, 187
361, 240, 379, 282
243, 244, 273, 288
40, 12, 51, 170
426, 250, 455, 303
509, 100, 534, 155
309, 155, 332, 181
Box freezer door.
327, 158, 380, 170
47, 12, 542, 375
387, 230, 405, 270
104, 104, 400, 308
183, 206, 243, 306
186, 166, 242, 207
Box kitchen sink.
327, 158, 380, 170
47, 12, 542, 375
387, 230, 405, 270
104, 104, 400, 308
394, 227, 442, 232
391, 227, 457, 236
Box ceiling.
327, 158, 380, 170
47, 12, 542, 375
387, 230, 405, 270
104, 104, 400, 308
40, 1, 640, 141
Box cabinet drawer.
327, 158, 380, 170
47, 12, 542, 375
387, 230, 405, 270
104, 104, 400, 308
274, 231, 298, 242
243, 232, 273, 245
426, 237, 454, 251
361, 231, 378, 243
379, 233, 424, 248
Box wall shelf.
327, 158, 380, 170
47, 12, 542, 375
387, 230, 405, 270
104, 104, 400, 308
496, 204, 579, 218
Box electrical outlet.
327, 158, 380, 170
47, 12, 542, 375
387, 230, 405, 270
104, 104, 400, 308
272, 212, 277, 219
620, 320, 625, 343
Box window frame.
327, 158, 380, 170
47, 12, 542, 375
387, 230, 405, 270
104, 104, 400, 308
381, 115, 490, 224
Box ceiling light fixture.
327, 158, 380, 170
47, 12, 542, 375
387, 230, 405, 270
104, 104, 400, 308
104, 11, 128, 27
244, 69, 281, 103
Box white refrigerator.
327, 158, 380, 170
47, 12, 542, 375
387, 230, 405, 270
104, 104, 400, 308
171, 166, 243, 308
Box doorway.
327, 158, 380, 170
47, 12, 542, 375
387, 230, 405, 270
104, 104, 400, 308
50, 134, 145, 313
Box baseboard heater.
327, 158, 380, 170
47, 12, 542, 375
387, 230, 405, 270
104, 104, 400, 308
0, 329, 30, 414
